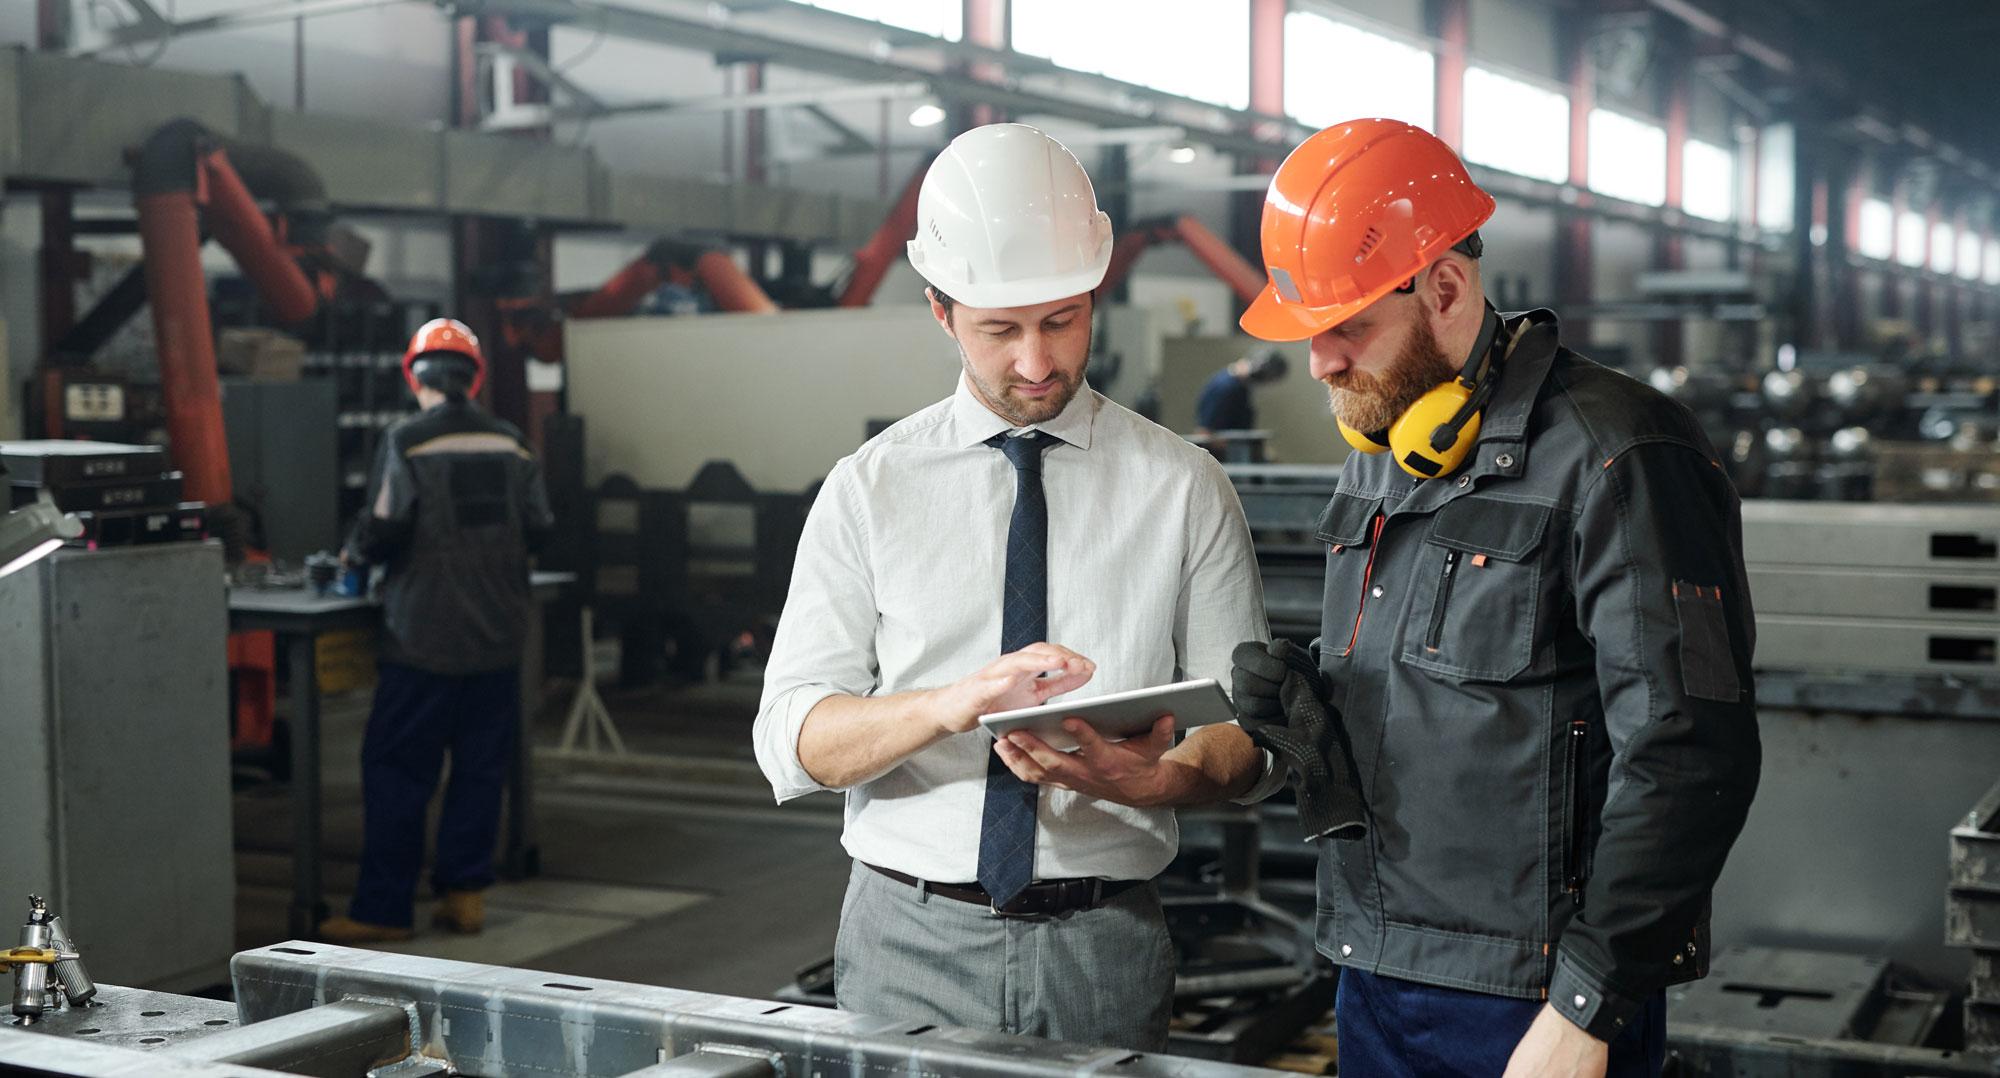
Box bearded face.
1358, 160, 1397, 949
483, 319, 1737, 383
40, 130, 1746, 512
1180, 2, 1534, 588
1323, 313, 1462, 434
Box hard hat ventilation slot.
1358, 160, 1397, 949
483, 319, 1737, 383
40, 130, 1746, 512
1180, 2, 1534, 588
1355, 227, 1385, 263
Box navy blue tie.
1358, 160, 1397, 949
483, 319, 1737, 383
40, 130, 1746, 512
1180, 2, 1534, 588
978, 431, 1050, 907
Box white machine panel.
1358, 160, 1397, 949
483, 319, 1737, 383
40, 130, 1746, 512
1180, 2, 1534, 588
566, 308, 965, 492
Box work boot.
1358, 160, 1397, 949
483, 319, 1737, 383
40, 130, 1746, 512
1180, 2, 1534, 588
432, 890, 485, 934
316, 916, 413, 944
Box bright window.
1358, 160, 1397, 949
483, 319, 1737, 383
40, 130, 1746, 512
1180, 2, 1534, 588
1858, 199, 1893, 259
1283, 11, 1435, 130
1463, 66, 1568, 183
1013, 0, 1249, 109
800, 0, 962, 39
1681, 138, 1734, 221
1931, 222, 1956, 274
1986, 239, 2000, 285
1896, 211, 1927, 268
1958, 231, 1983, 281
1756, 124, 1794, 232
1587, 108, 1665, 206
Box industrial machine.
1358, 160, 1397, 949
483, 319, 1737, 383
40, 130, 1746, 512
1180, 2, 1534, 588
1647, 357, 2000, 502
0, 540, 235, 991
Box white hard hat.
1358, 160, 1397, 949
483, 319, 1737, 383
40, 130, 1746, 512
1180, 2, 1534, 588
906, 123, 1114, 309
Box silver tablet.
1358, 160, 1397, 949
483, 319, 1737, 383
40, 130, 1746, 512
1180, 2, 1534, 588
977, 678, 1236, 752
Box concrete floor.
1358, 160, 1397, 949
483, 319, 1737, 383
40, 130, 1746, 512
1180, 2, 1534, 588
231, 669, 852, 1002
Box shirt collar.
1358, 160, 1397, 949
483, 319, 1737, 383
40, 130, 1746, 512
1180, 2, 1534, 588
950, 373, 1100, 450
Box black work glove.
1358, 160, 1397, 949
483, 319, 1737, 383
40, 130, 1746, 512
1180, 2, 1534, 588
1231, 640, 1369, 843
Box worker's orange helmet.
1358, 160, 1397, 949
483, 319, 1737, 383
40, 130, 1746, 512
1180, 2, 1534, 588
402, 318, 486, 397
1240, 119, 1495, 342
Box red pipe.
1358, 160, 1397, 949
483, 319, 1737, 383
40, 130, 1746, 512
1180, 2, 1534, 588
136, 190, 235, 506
569, 257, 667, 319
201, 149, 318, 324
837, 156, 932, 307
1101, 216, 1266, 306
130, 119, 326, 509
695, 251, 779, 314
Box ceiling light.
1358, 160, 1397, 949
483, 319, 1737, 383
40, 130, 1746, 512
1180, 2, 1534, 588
1168, 145, 1198, 165
907, 104, 946, 128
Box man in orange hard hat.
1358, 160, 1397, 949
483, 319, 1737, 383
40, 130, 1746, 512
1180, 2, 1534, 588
1226, 120, 1761, 1077
319, 318, 554, 944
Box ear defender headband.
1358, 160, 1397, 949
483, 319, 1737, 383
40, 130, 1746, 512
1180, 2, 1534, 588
1337, 303, 1509, 479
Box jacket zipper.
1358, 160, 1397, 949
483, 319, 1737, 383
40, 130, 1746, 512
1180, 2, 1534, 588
1563, 719, 1590, 900
1424, 549, 1461, 652
1338, 513, 1388, 658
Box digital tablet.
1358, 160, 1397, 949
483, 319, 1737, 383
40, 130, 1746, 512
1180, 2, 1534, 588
977, 678, 1236, 752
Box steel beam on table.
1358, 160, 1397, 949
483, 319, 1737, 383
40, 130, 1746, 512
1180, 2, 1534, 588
0, 1027, 296, 1078
165, 999, 412, 1076
230, 943, 1290, 1077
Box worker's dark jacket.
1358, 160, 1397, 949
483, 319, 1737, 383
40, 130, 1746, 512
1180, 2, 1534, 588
1311, 309, 1761, 1039
350, 400, 554, 675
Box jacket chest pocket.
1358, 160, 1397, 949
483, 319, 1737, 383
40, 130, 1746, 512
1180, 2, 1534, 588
1314, 493, 1385, 661
1402, 497, 1554, 682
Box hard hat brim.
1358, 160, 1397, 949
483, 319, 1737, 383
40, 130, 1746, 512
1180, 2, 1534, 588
921, 259, 1110, 312
1240, 282, 1378, 343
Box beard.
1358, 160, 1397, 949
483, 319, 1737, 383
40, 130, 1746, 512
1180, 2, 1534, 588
959, 324, 1092, 427
1325, 317, 1462, 434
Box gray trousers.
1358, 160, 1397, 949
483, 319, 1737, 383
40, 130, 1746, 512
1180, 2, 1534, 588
833, 862, 1175, 1052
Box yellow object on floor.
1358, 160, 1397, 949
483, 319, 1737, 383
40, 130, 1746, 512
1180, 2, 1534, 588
433, 890, 485, 934
316, 916, 414, 944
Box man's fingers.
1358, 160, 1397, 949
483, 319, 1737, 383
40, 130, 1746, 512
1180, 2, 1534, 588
1270, 638, 1317, 674
1062, 718, 1111, 757
1233, 641, 1287, 685
993, 738, 1050, 783
1006, 732, 1075, 773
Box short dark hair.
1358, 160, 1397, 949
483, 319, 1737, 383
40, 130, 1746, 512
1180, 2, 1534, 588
410, 352, 477, 398
928, 286, 956, 323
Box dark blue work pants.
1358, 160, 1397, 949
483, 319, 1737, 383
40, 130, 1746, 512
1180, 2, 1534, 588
348, 662, 519, 928
1336, 967, 1667, 1077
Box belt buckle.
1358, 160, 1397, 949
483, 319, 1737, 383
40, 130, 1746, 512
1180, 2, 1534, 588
991, 886, 1048, 919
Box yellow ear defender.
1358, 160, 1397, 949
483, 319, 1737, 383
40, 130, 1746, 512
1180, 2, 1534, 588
1337, 305, 1508, 479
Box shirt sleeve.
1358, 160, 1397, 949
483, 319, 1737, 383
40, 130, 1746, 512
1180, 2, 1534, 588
1175, 455, 1285, 805
752, 461, 882, 803
1552, 441, 1762, 1040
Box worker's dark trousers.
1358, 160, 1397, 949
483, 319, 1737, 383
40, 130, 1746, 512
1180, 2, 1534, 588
349, 662, 519, 928
1334, 968, 1667, 1077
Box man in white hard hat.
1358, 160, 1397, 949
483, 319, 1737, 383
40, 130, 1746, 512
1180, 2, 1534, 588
752, 123, 1279, 1051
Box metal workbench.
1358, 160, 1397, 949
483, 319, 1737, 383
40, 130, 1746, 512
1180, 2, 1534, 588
227, 571, 573, 938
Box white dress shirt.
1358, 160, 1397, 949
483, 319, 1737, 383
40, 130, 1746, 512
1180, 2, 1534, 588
753, 374, 1273, 883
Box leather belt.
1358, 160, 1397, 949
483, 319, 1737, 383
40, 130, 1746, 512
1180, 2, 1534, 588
864, 863, 1145, 917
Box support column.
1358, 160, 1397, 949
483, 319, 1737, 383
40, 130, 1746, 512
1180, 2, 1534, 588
951, 0, 1007, 131
1787, 117, 1821, 348
1655, 40, 1690, 368
1231, 0, 1289, 285
1553, 18, 1595, 342
1430, 0, 1469, 149
451, 14, 544, 434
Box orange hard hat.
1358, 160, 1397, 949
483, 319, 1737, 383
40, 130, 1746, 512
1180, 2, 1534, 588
1240, 119, 1495, 342
402, 318, 486, 396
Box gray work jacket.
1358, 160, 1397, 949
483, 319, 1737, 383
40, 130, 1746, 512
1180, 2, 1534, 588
350, 400, 554, 675
1312, 309, 1761, 1040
